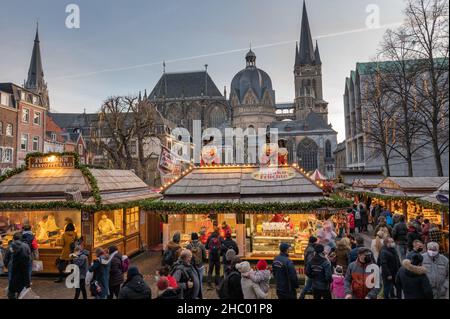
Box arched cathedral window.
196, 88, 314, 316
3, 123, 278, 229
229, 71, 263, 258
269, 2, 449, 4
325, 140, 332, 158
297, 138, 318, 172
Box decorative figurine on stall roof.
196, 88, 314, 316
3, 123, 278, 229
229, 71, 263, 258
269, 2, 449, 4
98, 214, 116, 235
260, 143, 279, 167
36, 215, 49, 242
201, 136, 220, 166
278, 139, 288, 165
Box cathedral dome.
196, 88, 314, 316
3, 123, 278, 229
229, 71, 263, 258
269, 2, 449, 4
230, 50, 274, 104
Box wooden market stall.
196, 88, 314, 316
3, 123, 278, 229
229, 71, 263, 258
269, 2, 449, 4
157, 164, 351, 262
0, 153, 161, 273
346, 176, 449, 254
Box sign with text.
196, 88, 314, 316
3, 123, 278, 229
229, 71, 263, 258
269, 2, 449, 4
252, 168, 295, 182
28, 155, 75, 169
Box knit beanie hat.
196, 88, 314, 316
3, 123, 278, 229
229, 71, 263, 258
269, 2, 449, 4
127, 266, 140, 279
191, 232, 199, 241
236, 261, 251, 273
157, 276, 169, 291
225, 248, 236, 262
314, 243, 325, 254
256, 260, 268, 271
279, 242, 291, 252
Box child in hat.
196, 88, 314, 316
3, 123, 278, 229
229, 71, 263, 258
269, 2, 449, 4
242, 259, 271, 296
331, 265, 345, 299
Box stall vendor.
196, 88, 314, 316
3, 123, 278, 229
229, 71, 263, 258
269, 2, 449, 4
36, 215, 49, 242
46, 214, 59, 234
220, 221, 232, 238
98, 214, 116, 235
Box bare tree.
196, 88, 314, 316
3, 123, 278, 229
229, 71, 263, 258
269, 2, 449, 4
361, 70, 397, 176
91, 95, 162, 183
403, 0, 449, 176
378, 27, 428, 176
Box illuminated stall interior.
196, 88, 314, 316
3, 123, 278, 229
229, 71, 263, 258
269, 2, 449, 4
0, 154, 161, 273
161, 164, 344, 261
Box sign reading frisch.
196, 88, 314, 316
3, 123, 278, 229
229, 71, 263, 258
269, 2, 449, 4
28, 155, 75, 169
252, 168, 295, 182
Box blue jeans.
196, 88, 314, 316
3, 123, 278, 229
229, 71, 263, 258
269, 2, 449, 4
299, 277, 313, 299
383, 278, 394, 299
197, 266, 205, 296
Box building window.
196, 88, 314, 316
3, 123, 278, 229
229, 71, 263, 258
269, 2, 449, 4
22, 108, 30, 123
33, 96, 39, 105
325, 140, 332, 158
125, 207, 140, 235
0, 121, 2, 135
2, 148, 13, 163
0, 93, 10, 106
78, 143, 84, 155
33, 112, 41, 126
6, 124, 13, 137
32, 136, 40, 151
297, 138, 318, 172
20, 134, 28, 151
51, 132, 57, 141
209, 106, 227, 128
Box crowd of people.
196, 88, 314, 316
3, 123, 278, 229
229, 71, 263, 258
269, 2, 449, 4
0, 211, 448, 300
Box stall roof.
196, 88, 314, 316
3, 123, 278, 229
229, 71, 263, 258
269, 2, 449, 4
352, 178, 384, 189
0, 168, 160, 204
162, 166, 323, 203
418, 180, 449, 206
378, 177, 449, 193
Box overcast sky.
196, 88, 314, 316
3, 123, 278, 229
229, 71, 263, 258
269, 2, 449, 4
0, 0, 407, 142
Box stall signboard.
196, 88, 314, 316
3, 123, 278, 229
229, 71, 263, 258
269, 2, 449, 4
28, 155, 75, 169
436, 194, 449, 204
252, 168, 296, 182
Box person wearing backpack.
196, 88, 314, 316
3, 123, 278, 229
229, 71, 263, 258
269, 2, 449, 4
55, 223, 77, 283
221, 230, 239, 273
6, 233, 31, 299
71, 246, 89, 299
88, 248, 110, 299
186, 232, 206, 296
107, 245, 125, 299
162, 232, 182, 267
206, 227, 222, 290
273, 243, 299, 299
217, 256, 243, 299
393, 215, 408, 261
171, 249, 201, 299
21, 225, 37, 282
306, 244, 332, 299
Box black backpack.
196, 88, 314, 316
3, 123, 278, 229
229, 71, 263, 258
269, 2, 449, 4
217, 270, 240, 299
162, 248, 176, 266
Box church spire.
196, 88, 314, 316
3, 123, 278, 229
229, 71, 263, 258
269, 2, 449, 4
25, 23, 49, 108
296, 1, 315, 66
314, 40, 322, 65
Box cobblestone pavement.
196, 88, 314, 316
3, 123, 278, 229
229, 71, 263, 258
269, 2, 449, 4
0, 251, 294, 299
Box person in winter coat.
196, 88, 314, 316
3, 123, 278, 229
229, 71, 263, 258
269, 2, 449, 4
346, 209, 355, 234
236, 261, 267, 299
412, 215, 424, 234
107, 245, 124, 299
273, 243, 299, 299
428, 224, 442, 246
331, 265, 345, 299
222, 257, 244, 299
156, 276, 181, 299
407, 223, 422, 252
421, 219, 431, 243
374, 217, 392, 238
88, 248, 111, 299
6, 233, 31, 299
186, 232, 206, 296
378, 237, 401, 299
162, 232, 182, 267
171, 249, 201, 299
359, 204, 369, 232
21, 225, 37, 281
406, 240, 424, 261
206, 228, 223, 289
395, 254, 433, 299
118, 266, 151, 299
242, 260, 270, 298
221, 230, 239, 270
348, 236, 365, 264
370, 231, 385, 263
335, 237, 351, 275
55, 223, 77, 283
422, 242, 449, 299
345, 248, 380, 299
305, 244, 332, 299
392, 215, 408, 261
299, 236, 317, 299
71, 246, 89, 299
157, 266, 179, 289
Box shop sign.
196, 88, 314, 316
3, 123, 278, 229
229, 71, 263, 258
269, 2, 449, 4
252, 168, 295, 182
262, 222, 290, 231
436, 194, 449, 204
28, 155, 75, 169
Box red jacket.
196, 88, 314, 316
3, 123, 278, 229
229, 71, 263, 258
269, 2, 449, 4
347, 213, 355, 229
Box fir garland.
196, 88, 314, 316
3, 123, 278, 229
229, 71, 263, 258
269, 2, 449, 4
0, 197, 353, 214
